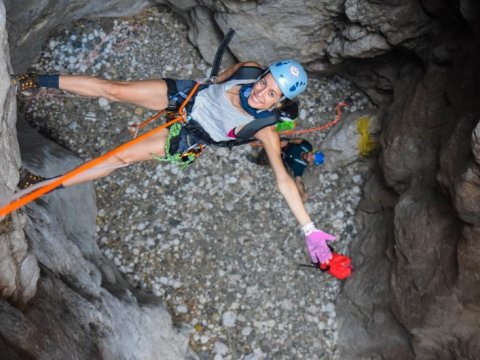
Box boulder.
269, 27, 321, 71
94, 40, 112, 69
319, 110, 381, 171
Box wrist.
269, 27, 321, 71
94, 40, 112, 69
301, 222, 316, 236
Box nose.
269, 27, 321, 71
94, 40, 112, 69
256, 85, 267, 98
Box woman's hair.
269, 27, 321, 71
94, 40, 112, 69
278, 99, 299, 118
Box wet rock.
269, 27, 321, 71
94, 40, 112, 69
333, 2, 480, 357
472, 119, 480, 164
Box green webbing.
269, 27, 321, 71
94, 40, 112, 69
151, 122, 197, 170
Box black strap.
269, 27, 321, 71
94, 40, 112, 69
210, 29, 236, 78
234, 113, 280, 140
227, 66, 264, 81
182, 120, 255, 149
183, 120, 216, 144
164, 78, 178, 111
164, 78, 177, 96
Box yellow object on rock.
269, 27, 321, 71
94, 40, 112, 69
357, 115, 377, 156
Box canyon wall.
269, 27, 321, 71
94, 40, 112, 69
2, 0, 480, 358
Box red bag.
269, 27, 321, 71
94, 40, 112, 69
320, 252, 353, 280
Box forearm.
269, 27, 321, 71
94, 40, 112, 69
277, 175, 311, 226
294, 176, 307, 202
255, 127, 311, 226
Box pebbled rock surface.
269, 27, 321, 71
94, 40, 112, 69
4, 0, 151, 72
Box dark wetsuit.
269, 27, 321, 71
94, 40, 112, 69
282, 140, 313, 177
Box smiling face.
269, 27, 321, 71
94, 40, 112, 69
247, 73, 283, 110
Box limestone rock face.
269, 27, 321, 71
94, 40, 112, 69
0, 0, 38, 308
163, 0, 435, 73
6, 0, 434, 77
0, 120, 195, 359
338, 4, 480, 357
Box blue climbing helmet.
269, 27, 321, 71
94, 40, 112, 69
268, 60, 308, 100
313, 151, 325, 165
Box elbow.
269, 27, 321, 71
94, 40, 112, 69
100, 81, 123, 102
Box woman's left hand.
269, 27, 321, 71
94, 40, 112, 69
305, 229, 336, 264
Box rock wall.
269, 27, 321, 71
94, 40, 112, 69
336, 4, 480, 359
0, 0, 34, 308
2, 0, 480, 359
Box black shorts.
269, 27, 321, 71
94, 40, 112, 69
164, 78, 201, 111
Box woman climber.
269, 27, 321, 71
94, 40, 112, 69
13, 59, 337, 265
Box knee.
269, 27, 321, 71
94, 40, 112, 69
100, 81, 124, 101
113, 152, 133, 165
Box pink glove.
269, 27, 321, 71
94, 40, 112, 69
302, 223, 336, 264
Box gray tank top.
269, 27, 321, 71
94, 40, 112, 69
190, 79, 255, 142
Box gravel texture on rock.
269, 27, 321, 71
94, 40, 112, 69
18, 7, 375, 359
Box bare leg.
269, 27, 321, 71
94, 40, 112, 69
63, 128, 169, 187
49, 75, 172, 186
59, 75, 169, 110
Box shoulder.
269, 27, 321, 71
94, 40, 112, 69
255, 125, 278, 141
239, 61, 262, 68
288, 139, 312, 150
255, 126, 281, 153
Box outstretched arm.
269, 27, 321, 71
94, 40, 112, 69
255, 126, 311, 226
255, 127, 335, 264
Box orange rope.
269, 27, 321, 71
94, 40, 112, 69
128, 109, 166, 138
249, 101, 350, 148
0, 82, 201, 218
280, 101, 350, 136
